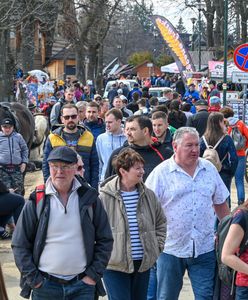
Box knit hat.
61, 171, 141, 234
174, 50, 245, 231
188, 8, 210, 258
209, 96, 221, 105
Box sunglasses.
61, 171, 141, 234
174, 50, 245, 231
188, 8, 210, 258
62, 114, 78, 120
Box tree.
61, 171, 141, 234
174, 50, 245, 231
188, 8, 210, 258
128, 51, 153, 66
176, 17, 187, 33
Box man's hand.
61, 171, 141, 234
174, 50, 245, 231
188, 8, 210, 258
20, 163, 26, 173
82, 275, 96, 286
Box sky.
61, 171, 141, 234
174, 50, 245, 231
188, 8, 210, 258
152, 0, 199, 33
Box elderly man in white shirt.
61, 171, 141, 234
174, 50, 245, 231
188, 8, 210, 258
146, 127, 230, 300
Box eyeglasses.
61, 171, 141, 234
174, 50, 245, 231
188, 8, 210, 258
62, 114, 78, 120
49, 164, 76, 171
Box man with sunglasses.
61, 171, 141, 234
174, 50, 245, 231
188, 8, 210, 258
50, 87, 75, 129
12, 146, 113, 300
42, 104, 99, 189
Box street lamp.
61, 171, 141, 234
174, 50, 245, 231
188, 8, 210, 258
190, 17, 197, 51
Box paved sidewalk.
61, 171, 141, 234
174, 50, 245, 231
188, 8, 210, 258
1, 176, 246, 300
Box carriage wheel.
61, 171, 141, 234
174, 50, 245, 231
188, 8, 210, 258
245, 150, 248, 183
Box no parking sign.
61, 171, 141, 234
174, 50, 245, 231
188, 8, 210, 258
233, 44, 248, 72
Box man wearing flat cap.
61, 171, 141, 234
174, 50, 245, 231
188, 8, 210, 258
12, 146, 113, 300
0, 118, 29, 195
186, 99, 209, 137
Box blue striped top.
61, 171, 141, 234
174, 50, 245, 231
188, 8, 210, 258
121, 190, 143, 260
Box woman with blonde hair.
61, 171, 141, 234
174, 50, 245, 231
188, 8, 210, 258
99, 148, 166, 300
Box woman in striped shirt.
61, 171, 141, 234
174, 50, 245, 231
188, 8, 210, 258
99, 148, 166, 300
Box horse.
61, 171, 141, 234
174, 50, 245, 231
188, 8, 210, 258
0, 102, 35, 150
29, 114, 49, 168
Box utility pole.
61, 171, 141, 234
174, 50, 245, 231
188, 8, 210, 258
223, 0, 228, 106
197, 0, 202, 71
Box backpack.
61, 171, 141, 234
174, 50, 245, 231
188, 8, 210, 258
34, 182, 94, 221
202, 135, 226, 172
216, 208, 248, 295
230, 126, 246, 151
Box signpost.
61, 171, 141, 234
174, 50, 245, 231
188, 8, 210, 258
233, 44, 248, 123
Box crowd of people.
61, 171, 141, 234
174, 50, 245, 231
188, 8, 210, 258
1, 74, 248, 300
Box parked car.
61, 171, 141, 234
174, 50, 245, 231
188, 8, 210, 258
103, 80, 137, 98
149, 87, 173, 103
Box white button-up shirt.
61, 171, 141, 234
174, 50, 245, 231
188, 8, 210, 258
145, 156, 229, 258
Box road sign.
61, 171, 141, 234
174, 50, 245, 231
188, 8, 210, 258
234, 44, 248, 72
147, 63, 153, 67
232, 71, 248, 84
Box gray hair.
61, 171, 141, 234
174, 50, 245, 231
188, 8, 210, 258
76, 101, 87, 109
173, 127, 199, 144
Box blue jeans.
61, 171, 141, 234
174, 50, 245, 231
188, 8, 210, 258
32, 278, 95, 300
236, 286, 248, 300
157, 251, 216, 300
103, 260, 150, 300
147, 264, 157, 300
235, 156, 246, 205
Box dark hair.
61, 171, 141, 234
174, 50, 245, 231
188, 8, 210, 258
137, 98, 146, 107
152, 111, 168, 122
61, 103, 78, 114
204, 112, 224, 146
172, 92, 180, 100
105, 108, 123, 120
149, 97, 159, 107
170, 100, 180, 111
181, 102, 191, 112
152, 104, 168, 115
86, 101, 100, 110
125, 115, 153, 135
220, 106, 234, 118
132, 92, 140, 102
113, 148, 145, 178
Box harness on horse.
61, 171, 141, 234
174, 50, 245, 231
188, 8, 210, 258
0, 103, 20, 132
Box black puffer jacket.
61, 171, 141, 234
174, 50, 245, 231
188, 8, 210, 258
104, 140, 173, 181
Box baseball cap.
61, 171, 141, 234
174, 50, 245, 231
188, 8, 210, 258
194, 99, 208, 106
47, 146, 78, 164
1, 118, 14, 126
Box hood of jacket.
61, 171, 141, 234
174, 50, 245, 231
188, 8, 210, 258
100, 175, 145, 199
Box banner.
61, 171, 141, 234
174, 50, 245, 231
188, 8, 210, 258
151, 15, 195, 74
208, 61, 241, 79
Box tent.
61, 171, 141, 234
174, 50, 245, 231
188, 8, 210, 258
161, 62, 179, 74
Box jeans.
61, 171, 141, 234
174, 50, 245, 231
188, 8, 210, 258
236, 286, 248, 300
147, 264, 157, 300
220, 172, 232, 208
234, 156, 246, 205
103, 260, 150, 300
32, 278, 95, 300
157, 251, 216, 300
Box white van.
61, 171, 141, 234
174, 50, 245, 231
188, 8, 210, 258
149, 87, 173, 103
103, 80, 137, 98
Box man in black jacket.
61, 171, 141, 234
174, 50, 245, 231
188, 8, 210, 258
186, 99, 209, 137
104, 115, 173, 181
12, 146, 113, 300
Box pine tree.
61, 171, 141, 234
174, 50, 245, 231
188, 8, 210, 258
176, 17, 187, 33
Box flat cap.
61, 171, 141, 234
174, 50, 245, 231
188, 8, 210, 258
1, 118, 14, 126
47, 146, 78, 164
194, 99, 208, 106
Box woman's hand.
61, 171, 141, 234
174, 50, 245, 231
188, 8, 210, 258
82, 275, 96, 286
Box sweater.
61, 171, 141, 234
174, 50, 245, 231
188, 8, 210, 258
96, 130, 127, 182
